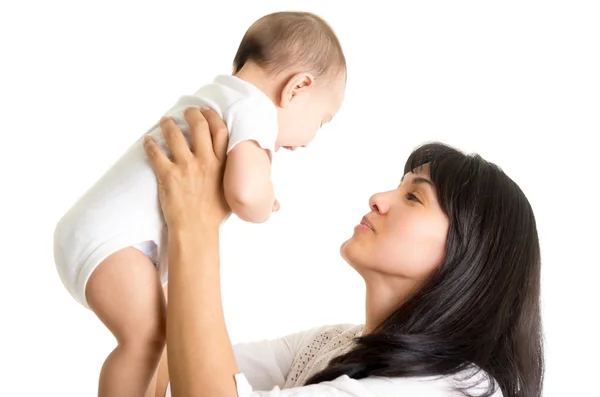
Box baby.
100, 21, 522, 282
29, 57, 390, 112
53, 11, 346, 397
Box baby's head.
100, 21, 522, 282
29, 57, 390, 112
233, 12, 346, 151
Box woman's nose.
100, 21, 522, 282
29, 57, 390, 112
369, 192, 390, 214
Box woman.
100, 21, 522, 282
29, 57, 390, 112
143, 107, 543, 397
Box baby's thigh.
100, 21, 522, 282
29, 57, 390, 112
86, 247, 167, 345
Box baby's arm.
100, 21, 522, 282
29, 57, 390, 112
223, 140, 275, 223
222, 95, 279, 223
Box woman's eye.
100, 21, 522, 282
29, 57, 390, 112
407, 192, 421, 203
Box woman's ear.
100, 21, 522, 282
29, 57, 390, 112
279, 72, 315, 108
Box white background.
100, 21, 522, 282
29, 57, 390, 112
1, 1, 599, 396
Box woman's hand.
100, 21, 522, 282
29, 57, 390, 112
143, 107, 231, 232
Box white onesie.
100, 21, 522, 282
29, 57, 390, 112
53, 75, 278, 309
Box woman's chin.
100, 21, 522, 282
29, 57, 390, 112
340, 237, 360, 270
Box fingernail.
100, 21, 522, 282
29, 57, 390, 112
199, 106, 210, 111
160, 116, 169, 123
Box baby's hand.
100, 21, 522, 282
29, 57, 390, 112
272, 199, 280, 212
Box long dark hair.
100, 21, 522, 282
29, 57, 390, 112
306, 142, 544, 397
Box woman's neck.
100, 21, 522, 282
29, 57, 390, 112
362, 275, 421, 335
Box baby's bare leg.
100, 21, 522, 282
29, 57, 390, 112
154, 284, 170, 397
86, 247, 167, 397
155, 345, 170, 397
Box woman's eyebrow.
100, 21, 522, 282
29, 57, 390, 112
411, 177, 435, 189
398, 176, 435, 192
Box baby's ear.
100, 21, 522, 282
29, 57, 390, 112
279, 72, 315, 107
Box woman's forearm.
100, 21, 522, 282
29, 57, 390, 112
166, 226, 239, 397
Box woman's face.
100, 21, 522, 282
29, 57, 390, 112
340, 165, 449, 282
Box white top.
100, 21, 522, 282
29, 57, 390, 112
165, 324, 503, 397
53, 75, 278, 308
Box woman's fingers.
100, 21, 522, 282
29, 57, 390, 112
160, 117, 193, 164
143, 135, 171, 178
184, 107, 213, 159
199, 108, 229, 161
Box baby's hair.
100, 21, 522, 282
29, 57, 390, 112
233, 11, 346, 81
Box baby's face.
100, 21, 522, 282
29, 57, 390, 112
275, 72, 345, 151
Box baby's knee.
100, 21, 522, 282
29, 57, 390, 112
120, 320, 166, 353
108, 299, 167, 350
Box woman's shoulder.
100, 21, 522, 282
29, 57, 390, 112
282, 324, 364, 388
231, 323, 362, 391
288, 323, 363, 359
294, 323, 363, 344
